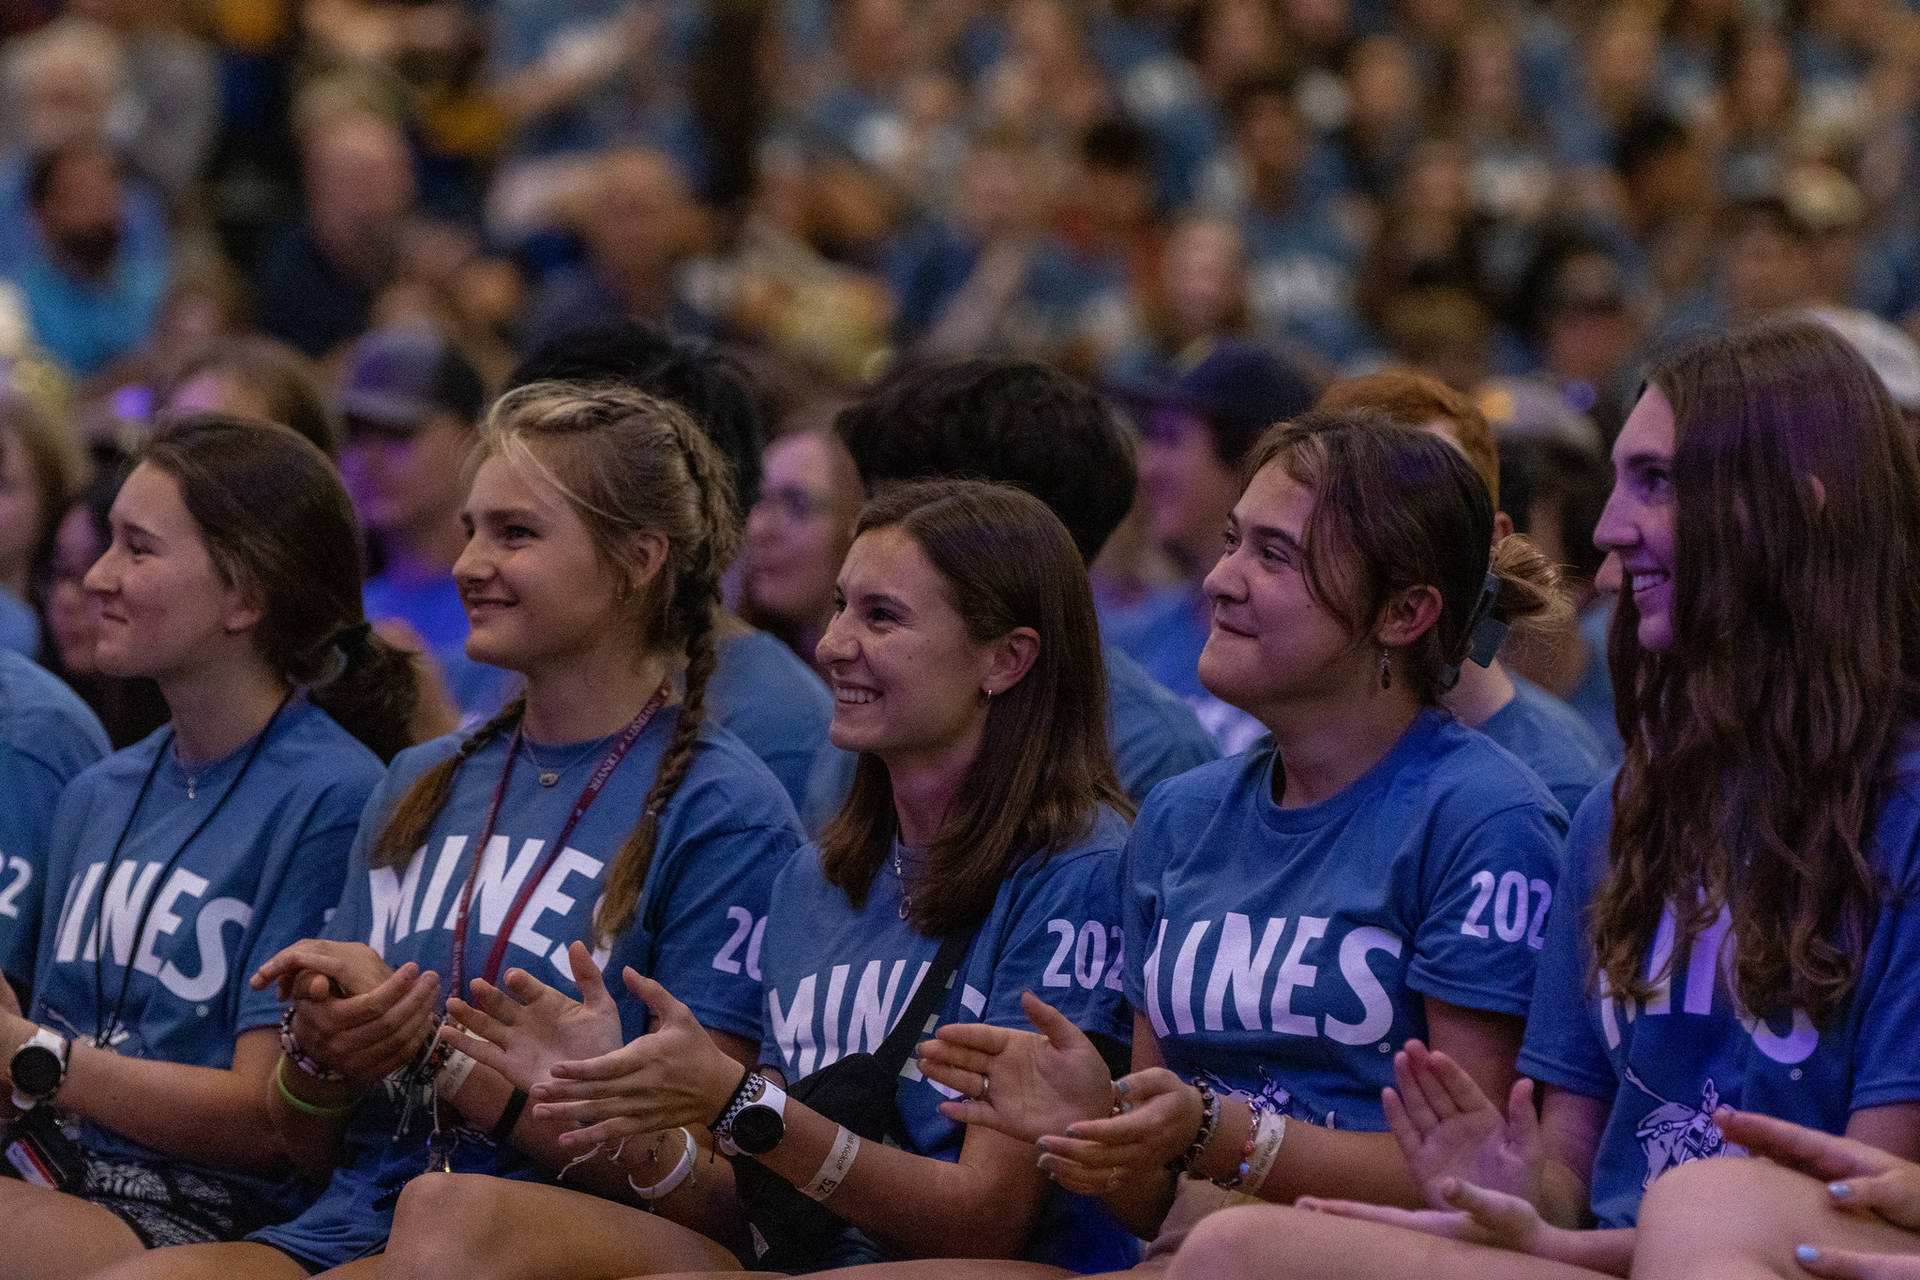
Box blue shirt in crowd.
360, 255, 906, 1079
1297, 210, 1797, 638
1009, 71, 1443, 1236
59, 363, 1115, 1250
1517, 760, 1920, 1229
1479, 676, 1612, 817
800, 644, 1220, 834
30, 701, 381, 1214
255, 710, 800, 1269
758, 807, 1134, 1270
0, 651, 110, 992
710, 628, 835, 814
1123, 709, 1566, 1130
362, 571, 519, 722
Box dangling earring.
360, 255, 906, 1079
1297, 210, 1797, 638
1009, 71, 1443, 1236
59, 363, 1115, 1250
1379, 647, 1392, 690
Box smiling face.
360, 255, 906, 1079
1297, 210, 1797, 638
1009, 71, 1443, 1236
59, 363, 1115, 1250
453, 451, 635, 682
83, 463, 259, 683
44, 502, 103, 674
1197, 460, 1368, 716
815, 526, 1001, 770
1595, 385, 1678, 653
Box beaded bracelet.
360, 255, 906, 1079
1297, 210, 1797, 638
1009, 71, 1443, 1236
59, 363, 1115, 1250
279, 1006, 347, 1082
1167, 1078, 1219, 1175
274, 1056, 360, 1118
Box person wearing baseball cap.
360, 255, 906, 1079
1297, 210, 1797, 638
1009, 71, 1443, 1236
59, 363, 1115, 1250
338, 324, 514, 720
1106, 338, 1319, 751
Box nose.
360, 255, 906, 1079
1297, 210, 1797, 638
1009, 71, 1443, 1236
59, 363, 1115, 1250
1592, 483, 1636, 555
82, 544, 116, 596
815, 604, 856, 669
451, 531, 488, 588
1201, 541, 1244, 604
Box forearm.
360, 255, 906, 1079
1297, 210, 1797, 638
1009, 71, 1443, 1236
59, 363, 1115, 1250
1535, 1226, 1634, 1276
62, 1039, 284, 1172
748, 1099, 1045, 1258
1187, 1097, 1424, 1209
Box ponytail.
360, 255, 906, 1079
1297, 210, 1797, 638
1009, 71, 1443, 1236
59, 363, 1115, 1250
298, 625, 424, 764
1487, 532, 1572, 635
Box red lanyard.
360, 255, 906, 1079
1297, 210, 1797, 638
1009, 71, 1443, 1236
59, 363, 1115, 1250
445, 682, 671, 1002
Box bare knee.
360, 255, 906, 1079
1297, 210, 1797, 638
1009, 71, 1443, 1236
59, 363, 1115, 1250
1635, 1157, 1817, 1279
386, 1173, 513, 1280
1166, 1205, 1299, 1280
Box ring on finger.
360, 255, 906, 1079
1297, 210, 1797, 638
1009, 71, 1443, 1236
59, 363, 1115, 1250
980, 1073, 991, 1101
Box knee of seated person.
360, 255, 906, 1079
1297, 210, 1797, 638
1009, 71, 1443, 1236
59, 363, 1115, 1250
1639, 1156, 1812, 1256
1166, 1204, 1291, 1280
387, 1173, 505, 1272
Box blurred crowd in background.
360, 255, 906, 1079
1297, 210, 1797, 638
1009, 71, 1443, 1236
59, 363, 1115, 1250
8, 0, 1920, 756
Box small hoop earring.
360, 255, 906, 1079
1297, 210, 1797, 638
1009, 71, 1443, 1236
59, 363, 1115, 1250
1379, 647, 1392, 690
981, 686, 994, 704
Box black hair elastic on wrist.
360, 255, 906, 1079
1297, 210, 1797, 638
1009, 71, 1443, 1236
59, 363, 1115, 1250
491, 1088, 529, 1143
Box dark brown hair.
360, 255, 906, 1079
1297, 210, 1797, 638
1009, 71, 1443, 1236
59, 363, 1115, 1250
819, 479, 1131, 937
1595, 319, 1920, 1025
1317, 368, 1499, 503
140, 415, 420, 760
370, 383, 740, 944
1242, 410, 1566, 704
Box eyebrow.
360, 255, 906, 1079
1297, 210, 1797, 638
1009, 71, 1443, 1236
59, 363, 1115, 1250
113, 517, 159, 543
844, 587, 912, 615
464, 504, 545, 525
1247, 523, 1304, 552
1616, 450, 1671, 471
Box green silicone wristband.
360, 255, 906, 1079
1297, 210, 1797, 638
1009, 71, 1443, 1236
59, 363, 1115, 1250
275, 1055, 361, 1118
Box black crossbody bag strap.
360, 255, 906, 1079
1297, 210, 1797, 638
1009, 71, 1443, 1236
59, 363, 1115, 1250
874, 930, 973, 1075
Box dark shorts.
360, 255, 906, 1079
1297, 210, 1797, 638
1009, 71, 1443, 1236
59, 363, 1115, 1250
74, 1155, 288, 1250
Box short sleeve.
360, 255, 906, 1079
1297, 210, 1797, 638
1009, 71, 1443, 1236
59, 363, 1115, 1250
1845, 840, 1920, 1111
1516, 800, 1617, 1099
0, 751, 68, 985
1406, 799, 1565, 1017
975, 849, 1129, 1044
234, 792, 363, 1031
1120, 809, 1167, 1019
642, 816, 799, 1044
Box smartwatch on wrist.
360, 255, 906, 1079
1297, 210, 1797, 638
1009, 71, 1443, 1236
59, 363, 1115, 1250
714, 1069, 788, 1156
10, 1027, 71, 1109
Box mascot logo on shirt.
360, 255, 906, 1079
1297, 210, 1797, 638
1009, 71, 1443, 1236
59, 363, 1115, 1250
1622, 1066, 1744, 1188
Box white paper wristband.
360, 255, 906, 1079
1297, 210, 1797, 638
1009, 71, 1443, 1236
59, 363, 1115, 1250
801, 1125, 861, 1202
628, 1127, 697, 1202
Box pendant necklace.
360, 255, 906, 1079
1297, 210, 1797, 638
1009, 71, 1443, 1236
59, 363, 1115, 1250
892, 846, 912, 919
518, 735, 564, 787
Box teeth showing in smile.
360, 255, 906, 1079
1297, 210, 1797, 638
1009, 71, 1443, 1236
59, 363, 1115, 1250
1631, 570, 1670, 592
835, 687, 878, 705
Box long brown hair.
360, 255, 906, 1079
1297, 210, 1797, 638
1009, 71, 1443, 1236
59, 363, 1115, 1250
370, 383, 741, 943
1594, 319, 1920, 1026
1243, 410, 1567, 704
140, 414, 420, 760
819, 480, 1131, 937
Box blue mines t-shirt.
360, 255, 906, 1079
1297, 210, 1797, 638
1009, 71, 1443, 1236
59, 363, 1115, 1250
710, 628, 835, 813
1124, 709, 1567, 1130
30, 702, 380, 1212
1517, 766, 1920, 1229
799, 644, 1219, 834
0, 651, 109, 991
255, 710, 801, 1269
1479, 677, 1612, 818
758, 808, 1135, 1271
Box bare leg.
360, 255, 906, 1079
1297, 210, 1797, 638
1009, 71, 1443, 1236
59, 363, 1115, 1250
1633, 1156, 1920, 1280
92, 1243, 377, 1280
0, 1177, 144, 1280
1165, 1204, 1612, 1280
380, 1173, 743, 1280
785, 1264, 1070, 1279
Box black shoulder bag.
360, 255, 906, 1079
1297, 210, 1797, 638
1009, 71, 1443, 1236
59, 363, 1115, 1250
732, 930, 973, 1270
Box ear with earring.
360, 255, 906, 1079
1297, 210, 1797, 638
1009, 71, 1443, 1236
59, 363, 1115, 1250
980, 686, 994, 704
1379, 647, 1392, 690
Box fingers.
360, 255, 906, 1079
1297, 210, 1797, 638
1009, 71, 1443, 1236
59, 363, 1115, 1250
1504, 1077, 1537, 1134
554, 1115, 653, 1153
1393, 1049, 1442, 1134
1037, 1134, 1158, 1172
1716, 1109, 1882, 1181
328, 971, 440, 1075
622, 970, 696, 1031
1382, 1086, 1424, 1168
1020, 991, 1089, 1052
445, 996, 509, 1047
568, 941, 613, 1010
443, 1018, 515, 1081
933, 1022, 1013, 1054
1062, 1102, 1177, 1146
255, 941, 386, 994
314, 963, 426, 1037
1036, 1151, 1128, 1197
547, 1038, 649, 1084
1795, 1245, 1920, 1280
916, 1040, 997, 1078
937, 1097, 1006, 1127
1829, 1169, 1920, 1231
500, 968, 567, 1011
1428, 1048, 1495, 1117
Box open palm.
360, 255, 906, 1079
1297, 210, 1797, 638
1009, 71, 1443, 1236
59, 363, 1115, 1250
447, 941, 625, 1090
917, 991, 1115, 1144
1387, 1040, 1543, 1210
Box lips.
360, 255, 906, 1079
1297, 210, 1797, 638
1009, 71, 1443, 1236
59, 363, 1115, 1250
1627, 567, 1671, 597
1211, 615, 1257, 639
832, 682, 879, 705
